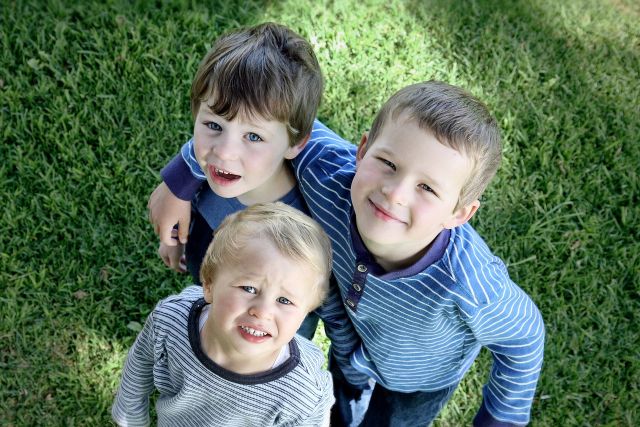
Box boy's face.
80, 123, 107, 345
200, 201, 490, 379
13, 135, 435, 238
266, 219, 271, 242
351, 114, 478, 270
201, 238, 320, 374
194, 102, 306, 205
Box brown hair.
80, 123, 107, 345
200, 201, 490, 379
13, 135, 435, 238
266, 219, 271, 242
200, 202, 332, 309
190, 22, 323, 146
366, 81, 502, 209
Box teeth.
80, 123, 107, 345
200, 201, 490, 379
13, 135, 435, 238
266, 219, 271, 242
216, 168, 232, 175
241, 326, 267, 337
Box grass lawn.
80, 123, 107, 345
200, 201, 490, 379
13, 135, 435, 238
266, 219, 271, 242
2, 0, 638, 425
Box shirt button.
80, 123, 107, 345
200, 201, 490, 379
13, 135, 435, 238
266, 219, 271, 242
357, 264, 367, 273
345, 299, 356, 308
352, 283, 362, 292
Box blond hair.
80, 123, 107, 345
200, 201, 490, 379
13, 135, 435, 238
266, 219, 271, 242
200, 202, 332, 309
191, 22, 323, 146
366, 81, 502, 209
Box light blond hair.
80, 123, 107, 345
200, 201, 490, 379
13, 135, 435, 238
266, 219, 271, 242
200, 202, 332, 309
366, 81, 502, 210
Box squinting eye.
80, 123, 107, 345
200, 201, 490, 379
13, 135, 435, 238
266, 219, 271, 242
247, 132, 263, 142
418, 183, 436, 195
378, 157, 396, 171
242, 286, 257, 294
276, 296, 292, 305
206, 122, 222, 131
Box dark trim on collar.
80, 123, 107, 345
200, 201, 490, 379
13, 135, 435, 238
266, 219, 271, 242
188, 298, 300, 384
350, 210, 451, 280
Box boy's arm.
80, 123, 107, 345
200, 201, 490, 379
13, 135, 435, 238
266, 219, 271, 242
112, 313, 157, 427
316, 279, 371, 388
468, 286, 545, 426
148, 139, 205, 245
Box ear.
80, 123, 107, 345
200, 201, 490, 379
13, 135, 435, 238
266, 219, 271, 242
443, 199, 480, 229
284, 134, 310, 160
202, 280, 214, 303
355, 131, 370, 166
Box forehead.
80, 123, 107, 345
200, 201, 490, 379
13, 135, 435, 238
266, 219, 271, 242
222, 239, 322, 300
198, 101, 288, 130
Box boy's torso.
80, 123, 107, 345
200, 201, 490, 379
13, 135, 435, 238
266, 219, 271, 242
294, 122, 538, 392
149, 286, 330, 426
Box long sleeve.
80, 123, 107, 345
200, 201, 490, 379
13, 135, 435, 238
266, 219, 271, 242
316, 279, 370, 388
465, 281, 545, 425
112, 313, 157, 427
160, 139, 205, 201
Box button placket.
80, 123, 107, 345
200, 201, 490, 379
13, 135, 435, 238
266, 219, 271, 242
345, 261, 368, 312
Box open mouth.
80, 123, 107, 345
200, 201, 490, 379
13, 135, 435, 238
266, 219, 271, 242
240, 326, 270, 337
214, 167, 240, 180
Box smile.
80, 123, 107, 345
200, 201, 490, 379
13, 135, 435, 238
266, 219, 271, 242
240, 326, 269, 337
369, 199, 406, 224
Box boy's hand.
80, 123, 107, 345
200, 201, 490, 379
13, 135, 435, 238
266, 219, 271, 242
158, 241, 187, 273
147, 182, 191, 246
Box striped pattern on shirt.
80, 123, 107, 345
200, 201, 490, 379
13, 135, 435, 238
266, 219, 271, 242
112, 286, 334, 427
290, 120, 545, 425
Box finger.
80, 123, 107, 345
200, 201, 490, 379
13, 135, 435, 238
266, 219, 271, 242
160, 226, 177, 246
178, 255, 187, 273
177, 217, 189, 244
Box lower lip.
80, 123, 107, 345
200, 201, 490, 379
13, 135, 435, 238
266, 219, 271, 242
238, 327, 270, 343
208, 165, 239, 187
370, 200, 402, 223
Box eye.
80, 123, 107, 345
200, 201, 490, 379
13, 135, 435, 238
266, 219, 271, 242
241, 285, 257, 294
418, 183, 437, 196
247, 132, 264, 142
276, 296, 292, 305
205, 121, 222, 131
377, 157, 396, 171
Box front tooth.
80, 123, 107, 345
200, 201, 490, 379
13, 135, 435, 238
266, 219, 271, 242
242, 326, 266, 337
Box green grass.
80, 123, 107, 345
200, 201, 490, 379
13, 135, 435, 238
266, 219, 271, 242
1, 0, 638, 425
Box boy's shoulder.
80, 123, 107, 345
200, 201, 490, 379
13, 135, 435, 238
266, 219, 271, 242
440, 223, 515, 306
290, 335, 332, 385
153, 285, 203, 317
297, 120, 357, 170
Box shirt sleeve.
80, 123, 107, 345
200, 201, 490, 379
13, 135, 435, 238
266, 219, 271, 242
295, 368, 334, 426
159, 138, 205, 201
112, 313, 158, 427
316, 279, 371, 388
466, 282, 545, 425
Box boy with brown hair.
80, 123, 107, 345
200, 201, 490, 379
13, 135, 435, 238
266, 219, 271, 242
151, 81, 545, 426
113, 203, 335, 426
151, 21, 326, 340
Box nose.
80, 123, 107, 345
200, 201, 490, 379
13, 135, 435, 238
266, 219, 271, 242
381, 178, 411, 206
248, 297, 274, 320
212, 134, 240, 161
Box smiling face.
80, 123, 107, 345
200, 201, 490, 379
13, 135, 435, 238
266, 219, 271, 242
350, 114, 479, 271
201, 238, 320, 374
193, 102, 306, 205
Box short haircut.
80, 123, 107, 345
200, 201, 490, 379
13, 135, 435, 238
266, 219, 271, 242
200, 202, 332, 309
190, 22, 323, 146
366, 81, 502, 210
